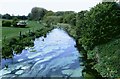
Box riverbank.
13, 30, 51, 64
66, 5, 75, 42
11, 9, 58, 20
57, 22, 120, 78
2, 21, 120, 78
1, 28, 83, 78
55, 23, 106, 79
2, 22, 53, 58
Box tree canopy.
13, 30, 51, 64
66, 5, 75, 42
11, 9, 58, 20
29, 7, 47, 20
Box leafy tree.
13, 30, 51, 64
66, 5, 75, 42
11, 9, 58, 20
2, 13, 12, 19
54, 11, 65, 16
30, 7, 47, 20
45, 10, 54, 16
76, 10, 88, 38
43, 16, 62, 25
63, 12, 76, 25
0, 14, 2, 19
78, 2, 120, 49
12, 17, 19, 27
17, 15, 28, 20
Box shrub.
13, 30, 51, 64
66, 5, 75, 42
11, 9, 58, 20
12, 17, 19, 27
12, 21, 18, 27
2, 46, 13, 58
77, 2, 120, 49
2, 20, 11, 27
14, 45, 24, 54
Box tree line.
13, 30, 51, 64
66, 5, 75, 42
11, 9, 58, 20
1, 2, 120, 78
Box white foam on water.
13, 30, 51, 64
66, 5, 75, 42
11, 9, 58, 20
18, 59, 23, 62
32, 56, 52, 69
34, 58, 41, 61
0, 69, 11, 76
15, 70, 24, 75
21, 66, 30, 70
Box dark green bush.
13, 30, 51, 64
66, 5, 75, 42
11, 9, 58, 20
14, 45, 24, 54
12, 21, 18, 27
2, 20, 11, 27
8, 37, 18, 46
12, 17, 19, 27
2, 46, 13, 58
77, 2, 120, 49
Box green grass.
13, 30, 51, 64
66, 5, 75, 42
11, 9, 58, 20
2, 21, 44, 40
0, 19, 2, 48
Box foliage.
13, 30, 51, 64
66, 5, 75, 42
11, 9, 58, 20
17, 15, 28, 20
2, 46, 13, 58
92, 38, 120, 78
77, 2, 120, 50
2, 14, 12, 19
76, 10, 88, 37
2, 20, 11, 27
29, 7, 47, 20
12, 17, 19, 27
43, 16, 63, 25
54, 11, 65, 16
58, 2, 120, 78
44, 10, 54, 16
2, 13, 28, 20
63, 12, 76, 26
0, 14, 2, 19
2, 21, 53, 58
75, 2, 120, 78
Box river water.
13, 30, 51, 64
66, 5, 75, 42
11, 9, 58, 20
0, 28, 84, 78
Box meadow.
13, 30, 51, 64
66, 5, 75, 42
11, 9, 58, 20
2, 20, 44, 40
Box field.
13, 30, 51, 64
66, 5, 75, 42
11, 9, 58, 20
2, 20, 44, 40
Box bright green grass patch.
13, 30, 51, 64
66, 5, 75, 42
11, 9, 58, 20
2, 21, 44, 40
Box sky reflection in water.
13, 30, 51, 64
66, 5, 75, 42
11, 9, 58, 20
0, 28, 83, 78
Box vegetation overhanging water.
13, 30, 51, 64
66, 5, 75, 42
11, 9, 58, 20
0, 28, 84, 78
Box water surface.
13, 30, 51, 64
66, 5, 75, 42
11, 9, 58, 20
0, 28, 83, 78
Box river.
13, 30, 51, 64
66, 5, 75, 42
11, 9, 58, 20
0, 28, 84, 78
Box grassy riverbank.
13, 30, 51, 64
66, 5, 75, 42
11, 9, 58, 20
2, 20, 53, 58
1, 2, 120, 78
67, 3, 120, 78
2, 21, 44, 40
55, 23, 104, 79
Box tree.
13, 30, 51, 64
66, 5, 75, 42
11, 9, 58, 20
30, 7, 47, 20
45, 10, 54, 16
78, 2, 120, 49
63, 12, 76, 25
54, 11, 65, 16
17, 15, 28, 20
76, 10, 88, 38
2, 13, 12, 19
12, 17, 19, 27
0, 14, 2, 19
